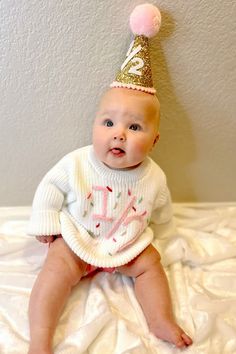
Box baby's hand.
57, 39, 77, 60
36, 235, 56, 243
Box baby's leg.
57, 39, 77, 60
117, 245, 192, 348
28, 238, 87, 354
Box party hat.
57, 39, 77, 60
110, 3, 161, 94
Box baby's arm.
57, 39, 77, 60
149, 177, 177, 265
150, 176, 173, 229
28, 155, 71, 238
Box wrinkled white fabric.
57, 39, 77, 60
0, 204, 236, 354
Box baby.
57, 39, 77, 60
28, 87, 192, 353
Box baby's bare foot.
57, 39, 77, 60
28, 340, 53, 354
150, 319, 192, 348
28, 349, 53, 354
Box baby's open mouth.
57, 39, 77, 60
110, 148, 125, 155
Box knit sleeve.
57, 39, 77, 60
28, 156, 70, 236
149, 175, 175, 237
151, 177, 173, 225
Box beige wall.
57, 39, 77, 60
1, 0, 235, 205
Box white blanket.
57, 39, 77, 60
0, 204, 236, 354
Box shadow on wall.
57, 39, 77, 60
150, 10, 197, 202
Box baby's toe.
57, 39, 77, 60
175, 338, 186, 348
181, 333, 193, 346
174, 331, 192, 348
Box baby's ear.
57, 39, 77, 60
153, 133, 160, 146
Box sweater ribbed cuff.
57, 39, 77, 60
28, 210, 61, 236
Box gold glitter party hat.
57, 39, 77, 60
110, 3, 161, 94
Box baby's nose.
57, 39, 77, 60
114, 135, 125, 141
113, 127, 126, 141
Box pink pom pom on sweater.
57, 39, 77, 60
129, 3, 161, 38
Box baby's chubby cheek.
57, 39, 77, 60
93, 129, 104, 150
133, 140, 150, 156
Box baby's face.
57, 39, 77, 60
93, 88, 160, 170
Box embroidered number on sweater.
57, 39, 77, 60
92, 185, 147, 241
92, 186, 114, 222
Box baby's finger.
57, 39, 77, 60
36, 235, 54, 243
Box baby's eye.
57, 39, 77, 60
129, 124, 141, 131
104, 119, 113, 127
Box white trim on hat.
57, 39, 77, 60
110, 81, 156, 94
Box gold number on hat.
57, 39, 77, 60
121, 41, 144, 76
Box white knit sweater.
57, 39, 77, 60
28, 145, 173, 267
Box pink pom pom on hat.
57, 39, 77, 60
110, 3, 162, 94
129, 3, 161, 38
